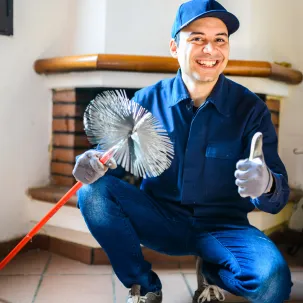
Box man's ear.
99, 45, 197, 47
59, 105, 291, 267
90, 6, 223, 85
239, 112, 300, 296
169, 39, 178, 59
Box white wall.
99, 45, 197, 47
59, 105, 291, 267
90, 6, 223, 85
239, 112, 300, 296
104, 0, 184, 56
104, 0, 255, 58
0, 0, 76, 241
276, 1, 303, 190
67, 0, 107, 55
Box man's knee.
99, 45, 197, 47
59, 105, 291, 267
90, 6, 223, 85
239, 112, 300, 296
77, 175, 120, 226
247, 256, 292, 302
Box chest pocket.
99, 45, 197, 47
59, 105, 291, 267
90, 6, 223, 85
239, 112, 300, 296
206, 142, 242, 160
203, 142, 243, 200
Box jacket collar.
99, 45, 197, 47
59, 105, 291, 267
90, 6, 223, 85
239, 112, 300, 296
168, 69, 230, 117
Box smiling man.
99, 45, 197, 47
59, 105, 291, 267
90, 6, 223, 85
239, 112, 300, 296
170, 18, 230, 101
73, 0, 293, 302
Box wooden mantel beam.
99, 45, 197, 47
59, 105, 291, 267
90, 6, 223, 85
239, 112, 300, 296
34, 54, 303, 85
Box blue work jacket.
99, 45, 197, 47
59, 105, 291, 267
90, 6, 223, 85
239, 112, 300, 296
130, 69, 290, 223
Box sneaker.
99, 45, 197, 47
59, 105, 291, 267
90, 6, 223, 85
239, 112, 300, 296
193, 257, 225, 303
127, 284, 163, 303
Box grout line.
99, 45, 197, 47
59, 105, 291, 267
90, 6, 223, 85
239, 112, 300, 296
112, 268, 116, 303
178, 261, 182, 273
31, 253, 52, 303
181, 272, 194, 297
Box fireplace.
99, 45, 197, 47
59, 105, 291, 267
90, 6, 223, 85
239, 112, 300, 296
49, 88, 278, 189
25, 55, 302, 261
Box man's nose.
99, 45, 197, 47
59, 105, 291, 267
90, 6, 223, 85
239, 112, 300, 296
203, 42, 214, 53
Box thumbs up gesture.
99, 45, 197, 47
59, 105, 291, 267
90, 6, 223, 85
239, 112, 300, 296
235, 132, 273, 199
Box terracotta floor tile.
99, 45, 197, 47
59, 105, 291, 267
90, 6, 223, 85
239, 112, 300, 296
45, 254, 112, 275
34, 275, 113, 303
1, 248, 302, 303
0, 275, 41, 303
0, 250, 50, 276
114, 275, 128, 303
183, 273, 196, 295
157, 273, 192, 303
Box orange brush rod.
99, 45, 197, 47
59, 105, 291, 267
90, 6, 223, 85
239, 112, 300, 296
0, 150, 114, 270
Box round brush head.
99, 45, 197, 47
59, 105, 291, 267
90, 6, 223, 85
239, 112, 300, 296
83, 90, 174, 178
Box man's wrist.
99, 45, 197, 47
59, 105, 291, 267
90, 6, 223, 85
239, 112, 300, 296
264, 168, 274, 194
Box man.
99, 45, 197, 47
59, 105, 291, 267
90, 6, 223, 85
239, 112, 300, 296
73, 0, 293, 302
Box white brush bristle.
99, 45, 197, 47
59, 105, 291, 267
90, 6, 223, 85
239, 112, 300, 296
83, 90, 174, 178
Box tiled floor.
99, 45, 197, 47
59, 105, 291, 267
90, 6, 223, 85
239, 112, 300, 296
0, 248, 302, 303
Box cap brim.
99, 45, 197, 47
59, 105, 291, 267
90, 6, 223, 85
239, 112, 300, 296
176, 10, 240, 36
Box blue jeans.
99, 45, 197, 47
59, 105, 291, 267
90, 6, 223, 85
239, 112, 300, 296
77, 175, 292, 303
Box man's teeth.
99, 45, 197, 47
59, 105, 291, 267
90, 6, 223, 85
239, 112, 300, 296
197, 60, 217, 67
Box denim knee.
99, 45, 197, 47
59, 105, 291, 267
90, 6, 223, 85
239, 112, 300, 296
248, 257, 292, 303
77, 175, 119, 228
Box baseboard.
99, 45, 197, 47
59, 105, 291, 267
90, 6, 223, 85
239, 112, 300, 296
0, 234, 195, 265
0, 234, 50, 260
0, 220, 294, 267
0, 224, 289, 267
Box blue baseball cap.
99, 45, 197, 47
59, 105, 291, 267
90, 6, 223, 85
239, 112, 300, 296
171, 0, 240, 38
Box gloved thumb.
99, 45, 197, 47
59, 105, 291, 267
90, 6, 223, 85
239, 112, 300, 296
106, 157, 117, 170
95, 153, 117, 170
249, 132, 264, 164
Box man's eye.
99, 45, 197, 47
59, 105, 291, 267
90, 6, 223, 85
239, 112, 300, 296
192, 37, 203, 42
216, 38, 226, 43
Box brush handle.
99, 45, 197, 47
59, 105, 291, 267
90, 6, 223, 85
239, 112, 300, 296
0, 152, 111, 270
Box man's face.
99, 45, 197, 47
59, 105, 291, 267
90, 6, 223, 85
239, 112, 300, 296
170, 17, 230, 83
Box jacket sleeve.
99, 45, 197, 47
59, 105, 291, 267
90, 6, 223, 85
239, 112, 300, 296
243, 102, 290, 214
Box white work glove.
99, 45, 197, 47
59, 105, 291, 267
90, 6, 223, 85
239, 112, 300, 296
235, 132, 273, 199
72, 150, 117, 184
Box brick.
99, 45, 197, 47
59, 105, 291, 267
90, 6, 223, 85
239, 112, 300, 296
51, 162, 74, 176
51, 175, 76, 186
52, 104, 85, 117
266, 99, 280, 112
52, 134, 90, 148
52, 119, 84, 133
52, 90, 76, 102
52, 148, 87, 162
271, 112, 279, 125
